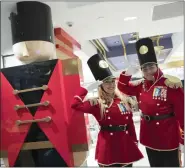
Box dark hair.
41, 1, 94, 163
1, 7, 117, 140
141, 63, 158, 69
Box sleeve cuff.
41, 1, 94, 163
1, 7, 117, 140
74, 95, 83, 102
74, 87, 88, 101
121, 71, 132, 76
119, 71, 132, 84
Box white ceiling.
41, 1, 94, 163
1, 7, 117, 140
1, 1, 184, 83
1, 1, 184, 55
65, 2, 97, 9
49, 1, 184, 41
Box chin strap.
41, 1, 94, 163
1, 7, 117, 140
100, 85, 106, 93
143, 68, 162, 92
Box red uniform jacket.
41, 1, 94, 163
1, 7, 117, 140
71, 87, 143, 166
118, 68, 184, 151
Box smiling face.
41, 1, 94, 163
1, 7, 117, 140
141, 63, 158, 81
101, 77, 116, 95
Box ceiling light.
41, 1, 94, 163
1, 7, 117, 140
128, 39, 137, 44
124, 17, 137, 21
97, 16, 104, 20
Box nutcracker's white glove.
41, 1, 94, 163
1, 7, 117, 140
179, 144, 184, 153
125, 65, 139, 76
83, 80, 103, 91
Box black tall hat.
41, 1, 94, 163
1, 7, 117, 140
135, 38, 157, 67
9, 1, 54, 45
87, 54, 114, 81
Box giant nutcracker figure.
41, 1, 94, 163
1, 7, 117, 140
0, 1, 89, 167
117, 37, 184, 167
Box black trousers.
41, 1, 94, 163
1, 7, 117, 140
146, 147, 180, 167
99, 163, 132, 167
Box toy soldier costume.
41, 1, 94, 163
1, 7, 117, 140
117, 38, 184, 167
71, 54, 144, 167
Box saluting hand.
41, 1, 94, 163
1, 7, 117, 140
125, 65, 140, 76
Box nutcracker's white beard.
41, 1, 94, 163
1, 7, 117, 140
13, 41, 57, 64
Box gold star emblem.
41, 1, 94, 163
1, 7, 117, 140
99, 60, 109, 68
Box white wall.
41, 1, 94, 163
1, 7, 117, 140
1, 2, 17, 55
163, 67, 184, 80
74, 50, 96, 84
1, 55, 23, 69
1, 56, 3, 68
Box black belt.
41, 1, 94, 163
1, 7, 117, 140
101, 125, 128, 132
141, 112, 174, 122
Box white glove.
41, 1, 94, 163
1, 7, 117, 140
83, 80, 103, 91
179, 144, 184, 153
125, 65, 139, 76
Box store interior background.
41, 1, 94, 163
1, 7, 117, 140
1, 1, 184, 167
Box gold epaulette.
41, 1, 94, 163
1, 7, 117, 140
163, 74, 183, 89
130, 79, 143, 86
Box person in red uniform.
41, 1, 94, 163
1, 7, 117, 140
71, 54, 143, 167
117, 37, 184, 167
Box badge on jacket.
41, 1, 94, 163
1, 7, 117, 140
153, 86, 167, 101
117, 103, 127, 114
